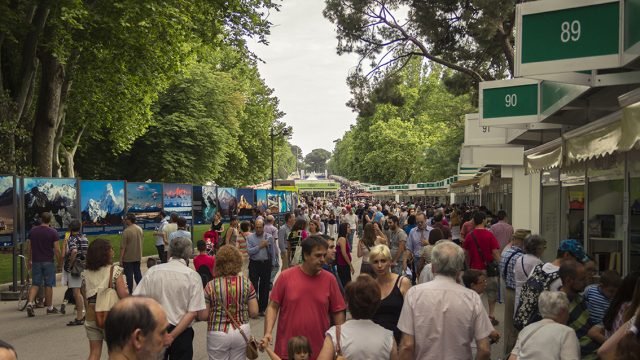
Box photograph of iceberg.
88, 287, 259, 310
0, 176, 15, 239
24, 177, 78, 233
80, 180, 125, 234
164, 184, 192, 219
193, 186, 217, 225
126, 182, 163, 226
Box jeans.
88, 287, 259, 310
249, 259, 272, 312
32, 262, 56, 287
156, 245, 167, 263
122, 261, 142, 294
347, 231, 355, 248
165, 326, 194, 360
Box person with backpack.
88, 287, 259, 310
499, 229, 531, 355
514, 239, 590, 331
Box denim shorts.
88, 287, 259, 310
32, 262, 56, 287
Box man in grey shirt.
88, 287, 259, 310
247, 219, 276, 315
278, 213, 295, 268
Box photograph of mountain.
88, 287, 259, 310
217, 187, 237, 220
24, 177, 78, 232
164, 184, 192, 219
126, 182, 163, 225
236, 189, 255, 218
256, 190, 268, 213
193, 186, 217, 225
80, 180, 125, 233
0, 176, 15, 236
267, 190, 279, 214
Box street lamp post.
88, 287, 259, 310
271, 127, 290, 189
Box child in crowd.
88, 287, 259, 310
264, 336, 311, 360
583, 270, 622, 325
462, 269, 501, 349
193, 240, 215, 282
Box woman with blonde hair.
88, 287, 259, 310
369, 244, 411, 344
198, 245, 259, 360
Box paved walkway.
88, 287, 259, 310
0, 239, 507, 359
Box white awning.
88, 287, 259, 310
619, 101, 640, 151
564, 111, 622, 164
524, 138, 563, 174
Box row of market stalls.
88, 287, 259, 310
362, 0, 640, 275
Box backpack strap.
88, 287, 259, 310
503, 248, 523, 282
471, 231, 489, 266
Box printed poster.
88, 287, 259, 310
193, 186, 217, 225
24, 177, 78, 238
236, 188, 255, 219
80, 180, 125, 234
0, 176, 15, 247
256, 190, 268, 213
217, 187, 237, 221
126, 182, 163, 229
267, 190, 279, 214
164, 183, 193, 219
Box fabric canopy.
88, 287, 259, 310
525, 139, 563, 174
565, 112, 622, 164
619, 101, 640, 151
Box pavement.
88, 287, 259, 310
0, 240, 508, 359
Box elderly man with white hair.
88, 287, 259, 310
509, 291, 580, 360
134, 237, 206, 360
398, 241, 494, 360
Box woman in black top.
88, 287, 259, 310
369, 244, 412, 343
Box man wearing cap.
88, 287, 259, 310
499, 229, 531, 355
543, 239, 590, 292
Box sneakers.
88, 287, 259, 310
60, 303, 66, 315
46, 307, 60, 315
26, 304, 35, 317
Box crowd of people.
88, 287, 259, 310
11, 191, 640, 360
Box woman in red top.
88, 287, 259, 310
336, 223, 354, 287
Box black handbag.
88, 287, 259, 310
471, 231, 499, 277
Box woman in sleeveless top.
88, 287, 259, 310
336, 223, 354, 287
83, 239, 129, 360
369, 244, 411, 344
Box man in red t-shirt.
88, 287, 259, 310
463, 211, 500, 325
261, 235, 346, 359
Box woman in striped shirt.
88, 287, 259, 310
199, 245, 258, 360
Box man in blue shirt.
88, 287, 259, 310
406, 213, 431, 283
247, 219, 275, 315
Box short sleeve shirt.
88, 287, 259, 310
270, 267, 346, 359
204, 275, 256, 332
29, 225, 59, 262
463, 229, 500, 271
67, 234, 89, 258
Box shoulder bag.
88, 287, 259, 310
222, 301, 259, 359
335, 324, 347, 360
94, 265, 119, 328
471, 231, 500, 277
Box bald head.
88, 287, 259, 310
105, 297, 168, 357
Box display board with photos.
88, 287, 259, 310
80, 180, 126, 234
193, 185, 217, 225
216, 187, 237, 221
125, 182, 163, 230
0, 176, 16, 247
236, 188, 255, 220
23, 177, 79, 239
163, 183, 193, 228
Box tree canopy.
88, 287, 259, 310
328, 59, 475, 184
305, 148, 332, 173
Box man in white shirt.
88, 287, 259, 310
153, 211, 168, 263
398, 241, 494, 360
134, 237, 206, 360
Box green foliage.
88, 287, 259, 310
305, 148, 332, 173
323, 0, 517, 94
330, 59, 475, 184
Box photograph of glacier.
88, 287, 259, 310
0, 176, 14, 236
80, 180, 125, 234
24, 177, 78, 232
193, 185, 217, 225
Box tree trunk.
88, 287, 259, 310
52, 114, 64, 177
32, 51, 65, 177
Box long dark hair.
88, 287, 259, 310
338, 222, 349, 238
603, 272, 640, 331
291, 219, 307, 233
362, 223, 376, 248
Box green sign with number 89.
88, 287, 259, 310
521, 1, 619, 63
